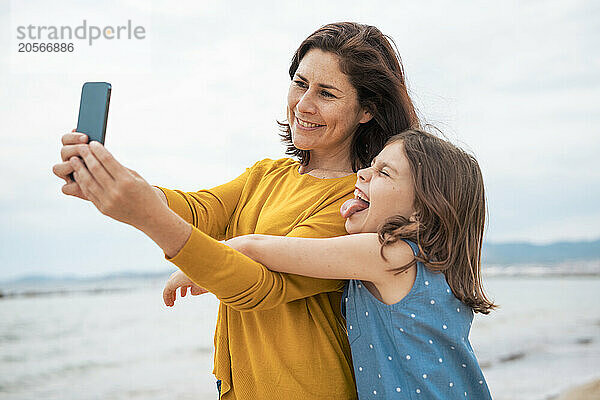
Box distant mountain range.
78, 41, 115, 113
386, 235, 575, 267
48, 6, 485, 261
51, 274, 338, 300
5, 271, 171, 284
483, 239, 600, 265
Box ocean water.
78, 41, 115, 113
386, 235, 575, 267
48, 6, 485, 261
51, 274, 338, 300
1, 275, 599, 400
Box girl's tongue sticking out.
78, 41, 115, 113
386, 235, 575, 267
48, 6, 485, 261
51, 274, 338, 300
340, 197, 369, 218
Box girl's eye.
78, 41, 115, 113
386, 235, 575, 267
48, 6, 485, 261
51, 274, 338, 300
370, 162, 389, 177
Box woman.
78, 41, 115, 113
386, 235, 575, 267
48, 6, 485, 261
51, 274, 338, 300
53, 22, 418, 399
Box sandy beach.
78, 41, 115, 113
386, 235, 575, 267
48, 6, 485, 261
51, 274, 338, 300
555, 378, 600, 399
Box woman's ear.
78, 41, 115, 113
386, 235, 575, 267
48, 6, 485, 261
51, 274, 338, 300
359, 106, 374, 124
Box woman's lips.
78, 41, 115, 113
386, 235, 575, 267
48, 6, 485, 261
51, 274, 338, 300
295, 116, 325, 130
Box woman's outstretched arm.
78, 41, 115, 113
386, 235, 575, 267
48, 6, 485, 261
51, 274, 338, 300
227, 233, 414, 284
63, 141, 355, 311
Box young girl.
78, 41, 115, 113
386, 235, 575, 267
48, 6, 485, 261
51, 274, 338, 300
164, 128, 495, 399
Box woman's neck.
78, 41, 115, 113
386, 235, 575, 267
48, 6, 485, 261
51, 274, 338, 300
298, 151, 354, 178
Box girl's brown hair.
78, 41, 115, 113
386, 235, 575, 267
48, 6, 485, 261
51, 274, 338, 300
378, 129, 496, 314
279, 22, 419, 171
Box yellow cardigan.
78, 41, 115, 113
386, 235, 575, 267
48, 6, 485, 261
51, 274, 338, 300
156, 158, 358, 400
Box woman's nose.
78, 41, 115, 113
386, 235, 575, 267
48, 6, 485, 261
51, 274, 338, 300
296, 91, 317, 114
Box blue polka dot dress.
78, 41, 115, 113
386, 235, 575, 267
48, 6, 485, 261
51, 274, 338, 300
341, 240, 492, 399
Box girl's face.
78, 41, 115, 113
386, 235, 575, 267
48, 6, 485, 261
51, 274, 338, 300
343, 141, 416, 234
287, 48, 372, 157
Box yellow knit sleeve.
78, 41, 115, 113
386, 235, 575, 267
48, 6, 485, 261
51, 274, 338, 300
153, 165, 251, 241
165, 226, 344, 311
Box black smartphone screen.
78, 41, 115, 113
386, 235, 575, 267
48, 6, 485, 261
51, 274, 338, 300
76, 82, 111, 144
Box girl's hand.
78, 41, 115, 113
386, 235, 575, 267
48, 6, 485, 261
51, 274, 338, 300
66, 140, 165, 229
163, 270, 208, 307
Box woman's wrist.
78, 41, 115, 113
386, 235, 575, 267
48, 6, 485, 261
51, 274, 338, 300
138, 203, 193, 258
153, 186, 168, 204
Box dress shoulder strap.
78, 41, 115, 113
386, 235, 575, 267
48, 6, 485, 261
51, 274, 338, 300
401, 239, 419, 257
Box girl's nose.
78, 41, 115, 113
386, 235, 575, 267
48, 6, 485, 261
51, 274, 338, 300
357, 167, 372, 182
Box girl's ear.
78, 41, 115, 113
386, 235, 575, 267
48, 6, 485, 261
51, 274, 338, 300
408, 211, 419, 223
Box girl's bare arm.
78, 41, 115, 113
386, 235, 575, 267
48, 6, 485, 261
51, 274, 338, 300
227, 233, 414, 285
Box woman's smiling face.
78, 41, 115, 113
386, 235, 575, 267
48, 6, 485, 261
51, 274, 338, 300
287, 48, 372, 158
344, 141, 417, 234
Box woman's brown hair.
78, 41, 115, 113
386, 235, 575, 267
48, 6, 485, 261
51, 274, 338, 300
279, 22, 419, 171
378, 129, 497, 314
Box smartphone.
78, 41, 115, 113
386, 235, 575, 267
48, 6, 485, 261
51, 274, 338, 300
76, 82, 111, 144
69, 82, 111, 181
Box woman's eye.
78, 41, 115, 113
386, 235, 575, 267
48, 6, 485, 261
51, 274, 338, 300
321, 90, 335, 98
378, 169, 389, 177
293, 80, 308, 88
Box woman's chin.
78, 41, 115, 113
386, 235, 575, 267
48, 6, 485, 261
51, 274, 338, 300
290, 132, 312, 151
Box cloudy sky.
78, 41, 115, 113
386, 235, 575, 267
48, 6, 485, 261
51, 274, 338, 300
1, 0, 598, 281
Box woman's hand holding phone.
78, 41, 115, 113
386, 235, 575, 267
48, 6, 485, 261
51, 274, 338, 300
59, 137, 192, 258
63, 138, 163, 228
52, 128, 90, 201
53, 128, 187, 257
53, 129, 168, 204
